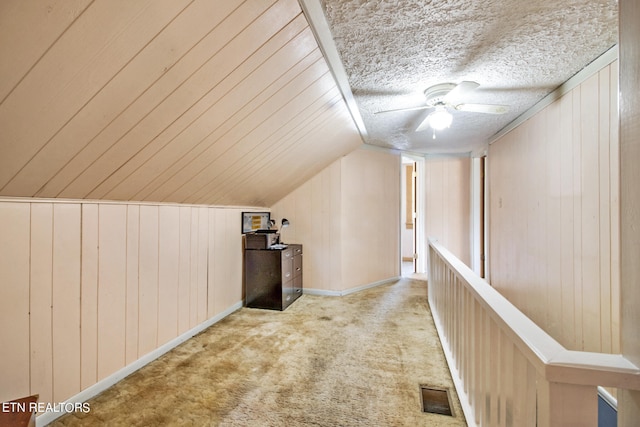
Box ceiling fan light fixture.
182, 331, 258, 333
427, 106, 453, 130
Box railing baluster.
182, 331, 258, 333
463, 287, 471, 397
498, 331, 511, 427
473, 298, 482, 425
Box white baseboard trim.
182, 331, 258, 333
304, 277, 401, 297
36, 301, 243, 427
302, 288, 343, 296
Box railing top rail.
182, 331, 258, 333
428, 238, 640, 390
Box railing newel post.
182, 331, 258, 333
536, 376, 598, 427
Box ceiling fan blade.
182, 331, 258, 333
442, 81, 480, 104
374, 105, 431, 114
415, 116, 431, 132
455, 103, 509, 114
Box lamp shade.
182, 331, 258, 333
427, 106, 453, 130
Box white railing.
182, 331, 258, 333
427, 239, 640, 427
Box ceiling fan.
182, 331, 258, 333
375, 81, 509, 134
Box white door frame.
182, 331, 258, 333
401, 154, 426, 274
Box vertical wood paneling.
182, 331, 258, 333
598, 66, 612, 354
559, 92, 576, 349
328, 161, 342, 289
274, 159, 345, 292
608, 59, 620, 355
51, 203, 81, 401
29, 204, 54, 405
294, 177, 313, 271
271, 148, 398, 293
546, 99, 562, 341
341, 153, 362, 288
425, 157, 471, 267
125, 205, 140, 364
580, 73, 601, 353
97, 204, 127, 380
309, 175, 323, 287
189, 208, 200, 328
340, 149, 400, 289
209, 209, 243, 317
384, 153, 401, 277
158, 206, 180, 345
80, 204, 98, 389
138, 205, 159, 356
503, 128, 521, 305
530, 111, 547, 329
178, 206, 192, 334
273, 193, 293, 243
226, 209, 243, 306
208, 209, 219, 317
0, 203, 30, 402
619, 2, 640, 422
0, 198, 247, 411
426, 160, 444, 246
571, 88, 584, 351
489, 61, 619, 354
196, 208, 209, 323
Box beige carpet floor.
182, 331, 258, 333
52, 278, 467, 426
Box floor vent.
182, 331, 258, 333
420, 385, 454, 416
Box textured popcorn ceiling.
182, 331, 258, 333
314, 0, 618, 154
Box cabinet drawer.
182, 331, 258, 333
293, 254, 302, 278
282, 247, 293, 260
282, 278, 294, 305
294, 275, 302, 294
282, 260, 293, 281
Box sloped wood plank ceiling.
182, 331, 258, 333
0, 0, 363, 207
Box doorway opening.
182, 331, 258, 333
401, 155, 424, 277
471, 156, 488, 279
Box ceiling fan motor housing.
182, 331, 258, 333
424, 83, 457, 106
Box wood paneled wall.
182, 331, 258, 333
0, 199, 246, 406
271, 147, 400, 293
271, 160, 343, 293
340, 148, 400, 289
488, 60, 620, 354
0, 0, 362, 207
619, 0, 640, 422
424, 157, 472, 267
